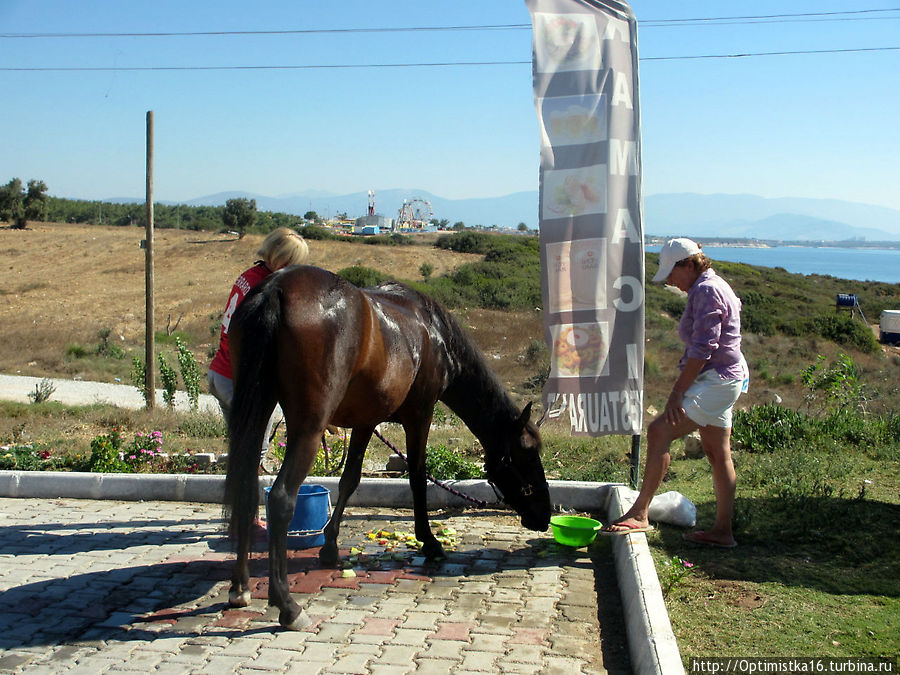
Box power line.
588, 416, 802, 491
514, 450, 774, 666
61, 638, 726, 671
2, 46, 898, 72
2, 8, 899, 39
641, 46, 900, 61
641, 7, 900, 24
0, 24, 529, 39
0, 61, 532, 72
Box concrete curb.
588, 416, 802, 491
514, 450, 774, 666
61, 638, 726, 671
0, 470, 682, 674
607, 485, 685, 675
0, 471, 613, 510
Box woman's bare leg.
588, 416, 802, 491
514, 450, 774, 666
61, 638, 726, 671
684, 425, 737, 546
603, 413, 697, 532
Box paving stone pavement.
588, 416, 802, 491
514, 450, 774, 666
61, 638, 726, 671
0, 497, 631, 674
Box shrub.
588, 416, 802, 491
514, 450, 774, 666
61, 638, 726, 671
0, 444, 52, 470
431, 403, 459, 427
123, 430, 164, 471
787, 313, 879, 353
88, 429, 128, 472
800, 353, 866, 414
659, 294, 687, 318
523, 339, 548, 366
364, 233, 413, 246
425, 444, 483, 480
178, 412, 227, 438
158, 353, 178, 408
175, 337, 201, 411
97, 328, 125, 359
732, 403, 812, 453
436, 231, 492, 254
740, 450, 851, 507
338, 266, 387, 288
296, 225, 342, 241
131, 356, 149, 406
313, 433, 346, 476
66, 343, 88, 359
28, 378, 56, 404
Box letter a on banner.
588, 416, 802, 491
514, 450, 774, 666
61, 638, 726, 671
525, 0, 645, 437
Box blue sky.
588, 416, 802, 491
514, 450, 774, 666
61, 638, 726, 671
1, 1, 898, 210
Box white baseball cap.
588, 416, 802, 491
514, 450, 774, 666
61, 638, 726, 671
652, 238, 702, 282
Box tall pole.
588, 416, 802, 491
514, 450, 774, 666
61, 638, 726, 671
629, 434, 641, 489
144, 111, 155, 408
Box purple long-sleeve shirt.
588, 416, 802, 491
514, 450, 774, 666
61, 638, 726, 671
678, 269, 746, 380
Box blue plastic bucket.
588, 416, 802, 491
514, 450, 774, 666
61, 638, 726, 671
264, 484, 331, 548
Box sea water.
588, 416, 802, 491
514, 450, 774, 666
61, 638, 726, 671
646, 245, 899, 284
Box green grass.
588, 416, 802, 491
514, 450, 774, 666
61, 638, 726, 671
640, 437, 899, 662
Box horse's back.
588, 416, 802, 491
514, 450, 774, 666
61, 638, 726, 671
268, 266, 440, 427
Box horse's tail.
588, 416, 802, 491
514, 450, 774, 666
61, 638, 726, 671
223, 278, 282, 540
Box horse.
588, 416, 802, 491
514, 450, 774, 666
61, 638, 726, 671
223, 265, 551, 630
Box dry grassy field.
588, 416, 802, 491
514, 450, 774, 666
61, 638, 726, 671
0, 222, 544, 396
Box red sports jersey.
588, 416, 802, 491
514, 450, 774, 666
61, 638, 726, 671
209, 263, 271, 378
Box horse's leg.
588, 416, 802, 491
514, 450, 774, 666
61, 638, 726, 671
319, 427, 373, 567
405, 419, 444, 560
266, 430, 318, 630
228, 520, 252, 608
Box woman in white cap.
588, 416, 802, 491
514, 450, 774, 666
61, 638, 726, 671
602, 238, 748, 548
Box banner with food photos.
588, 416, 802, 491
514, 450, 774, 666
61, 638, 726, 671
526, 0, 644, 436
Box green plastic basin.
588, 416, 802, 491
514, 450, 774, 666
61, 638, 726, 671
550, 515, 603, 547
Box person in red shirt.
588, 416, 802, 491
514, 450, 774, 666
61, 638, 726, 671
208, 227, 309, 465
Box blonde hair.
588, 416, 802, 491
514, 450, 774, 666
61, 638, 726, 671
676, 250, 711, 274
257, 228, 309, 270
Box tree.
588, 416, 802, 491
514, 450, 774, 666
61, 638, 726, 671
24, 180, 49, 223
452, 221, 466, 231
517, 222, 529, 232
222, 198, 257, 238
0, 178, 27, 229
303, 210, 320, 223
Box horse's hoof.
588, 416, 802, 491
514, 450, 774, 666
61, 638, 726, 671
228, 589, 251, 607
318, 545, 339, 567
281, 608, 312, 631
422, 541, 446, 560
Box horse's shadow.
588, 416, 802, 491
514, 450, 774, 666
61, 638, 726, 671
0, 518, 231, 557
0, 510, 621, 652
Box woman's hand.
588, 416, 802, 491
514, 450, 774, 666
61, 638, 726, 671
665, 390, 686, 425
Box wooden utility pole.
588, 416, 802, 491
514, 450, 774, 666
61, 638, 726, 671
144, 111, 155, 408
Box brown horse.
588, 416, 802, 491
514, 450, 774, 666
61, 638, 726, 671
224, 265, 551, 630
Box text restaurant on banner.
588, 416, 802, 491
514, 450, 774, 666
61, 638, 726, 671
526, 0, 644, 437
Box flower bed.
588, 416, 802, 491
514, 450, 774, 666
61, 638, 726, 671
1, 428, 222, 474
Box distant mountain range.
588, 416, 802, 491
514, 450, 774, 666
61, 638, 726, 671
108, 189, 900, 242
642, 193, 900, 242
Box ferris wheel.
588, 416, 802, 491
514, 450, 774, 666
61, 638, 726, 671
396, 198, 434, 229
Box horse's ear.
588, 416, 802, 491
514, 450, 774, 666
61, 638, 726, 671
517, 401, 533, 429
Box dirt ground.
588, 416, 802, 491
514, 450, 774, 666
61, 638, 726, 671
0, 223, 544, 398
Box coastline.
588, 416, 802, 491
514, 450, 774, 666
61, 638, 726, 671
646, 236, 900, 250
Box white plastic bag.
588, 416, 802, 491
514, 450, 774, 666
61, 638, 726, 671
648, 491, 697, 528
617, 489, 697, 528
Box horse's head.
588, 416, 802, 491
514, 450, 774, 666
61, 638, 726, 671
486, 402, 551, 532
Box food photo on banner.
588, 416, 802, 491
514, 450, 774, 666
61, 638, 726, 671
525, 0, 645, 438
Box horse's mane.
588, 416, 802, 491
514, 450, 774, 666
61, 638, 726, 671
413, 288, 521, 441
364, 281, 520, 439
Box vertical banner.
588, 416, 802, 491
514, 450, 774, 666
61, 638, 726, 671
526, 0, 644, 436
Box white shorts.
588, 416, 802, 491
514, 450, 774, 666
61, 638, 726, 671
682, 369, 745, 428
